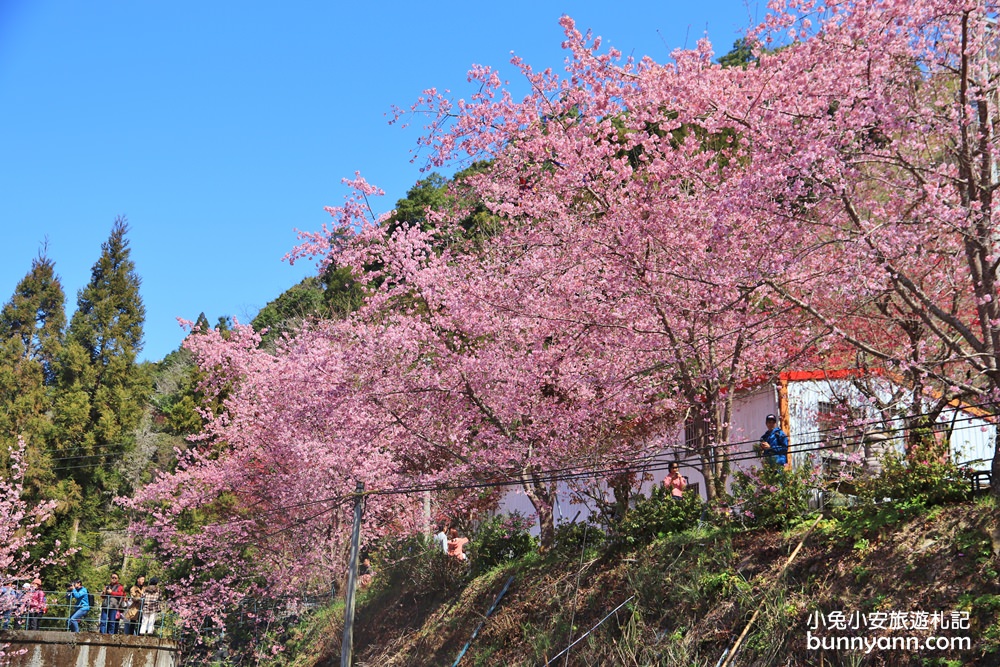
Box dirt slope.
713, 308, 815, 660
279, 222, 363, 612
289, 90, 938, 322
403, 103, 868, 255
295, 501, 1000, 666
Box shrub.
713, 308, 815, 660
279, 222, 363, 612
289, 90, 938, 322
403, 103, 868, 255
470, 512, 537, 575
730, 462, 817, 529
855, 448, 969, 508
836, 449, 972, 535
616, 485, 703, 549
551, 520, 606, 556
370, 534, 468, 598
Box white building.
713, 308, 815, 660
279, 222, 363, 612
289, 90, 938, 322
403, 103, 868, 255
498, 369, 995, 529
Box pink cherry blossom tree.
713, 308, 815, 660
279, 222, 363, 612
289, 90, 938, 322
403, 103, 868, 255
325, 202, 680, 544
370, 18, 816, 499
707, 0, 1000, 478
126, 320, 427, 627
0, 439, 67, 656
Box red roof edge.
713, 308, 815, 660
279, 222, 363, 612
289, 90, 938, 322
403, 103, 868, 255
778, 368, 883, 382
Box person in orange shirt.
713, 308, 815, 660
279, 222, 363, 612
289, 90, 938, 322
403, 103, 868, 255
446, 528, 469, 561
663, 461, 687, 499
359, 558, 375, 588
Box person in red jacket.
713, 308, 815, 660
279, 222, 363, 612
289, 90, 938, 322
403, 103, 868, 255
99, 573, 125, 634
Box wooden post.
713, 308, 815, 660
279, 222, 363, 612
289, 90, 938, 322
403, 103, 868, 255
778, 375, 791, 469
340, 481, 365, 667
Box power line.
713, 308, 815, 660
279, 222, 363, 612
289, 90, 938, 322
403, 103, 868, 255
358, 414, 996, 499
41, 399, 999, 522
57, 415, 990, 573
48, 406, 996, 498
47, 395, 997, 478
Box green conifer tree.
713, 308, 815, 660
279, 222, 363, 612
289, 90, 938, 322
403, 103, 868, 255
0, 251, 66, 493
0, 249, 66, 383
52, 217, 152, 523
193, 311, 211, 332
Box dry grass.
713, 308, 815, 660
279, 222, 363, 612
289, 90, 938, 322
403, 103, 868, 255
280, 502, 1000, 667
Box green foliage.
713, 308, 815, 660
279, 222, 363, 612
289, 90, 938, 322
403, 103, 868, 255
857, 448, 969, 507
251, 268, 366, 347
741, 589, 794, 663
628, 530, 737, 620
731, 462, 817, 529
368, 535, 469, 600
615, 486, 703, 550
717, 38, 757, 68
40, 217, 153, 583
65, 218, 146, 371
834, 449, 971, 538
523, 620, 554, 663
551, 520, 606, 557
56, 217, 151, 479
320, 266, 367, 318
384, 173, 451, 234
0, 251, 66, 384
983, 616, 1000, 655
953, 528, 1000, 579
954, 528, 992, 560
147, 349, 201, 432
0, 338, 50, 463
258, 601, 342, 667
0, 252, 66, 498
470, 512, 537, 575
385, 164, 500, 249
697, 569, 752, 598
251, 276, 328, 346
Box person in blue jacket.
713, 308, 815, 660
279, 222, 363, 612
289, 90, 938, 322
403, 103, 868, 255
66, 579, 90, 632
759, 414, 789, 468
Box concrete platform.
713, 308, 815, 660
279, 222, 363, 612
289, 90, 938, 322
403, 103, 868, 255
0, 630, 180, 667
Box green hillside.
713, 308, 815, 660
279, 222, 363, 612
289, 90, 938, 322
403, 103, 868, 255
247, 493, 1000, 667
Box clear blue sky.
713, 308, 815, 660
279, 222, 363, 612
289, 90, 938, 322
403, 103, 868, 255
0, 1, 759, 362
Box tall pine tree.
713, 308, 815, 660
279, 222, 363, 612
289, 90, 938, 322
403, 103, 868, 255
0, 249, 66, 383
52, 217, 151, 524
0, 251, 65, 493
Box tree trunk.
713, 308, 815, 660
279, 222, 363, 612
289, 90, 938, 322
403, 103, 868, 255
690, 390, 731, 502
522, 473, 556, 549
607, 472, 634, 523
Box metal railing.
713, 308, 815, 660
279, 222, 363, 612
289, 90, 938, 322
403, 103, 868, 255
0, 589, 172, 637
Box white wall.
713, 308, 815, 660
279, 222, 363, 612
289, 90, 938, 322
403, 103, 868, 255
494, 376, 996, 534
785, 378, 994, 472
494, 446, 685, 534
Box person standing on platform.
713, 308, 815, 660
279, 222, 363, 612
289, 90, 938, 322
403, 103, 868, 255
66, 579, 90, 633
124, 575, 145, 636
138, 577, 160, 636
99, 573, 125, 634
25, 579, 46, 631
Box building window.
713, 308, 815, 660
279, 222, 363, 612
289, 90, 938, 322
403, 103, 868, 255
684, 417, 709, 449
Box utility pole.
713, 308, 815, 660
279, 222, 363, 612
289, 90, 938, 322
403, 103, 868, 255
423, 490, 431, 536
340, 481, 365, 667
